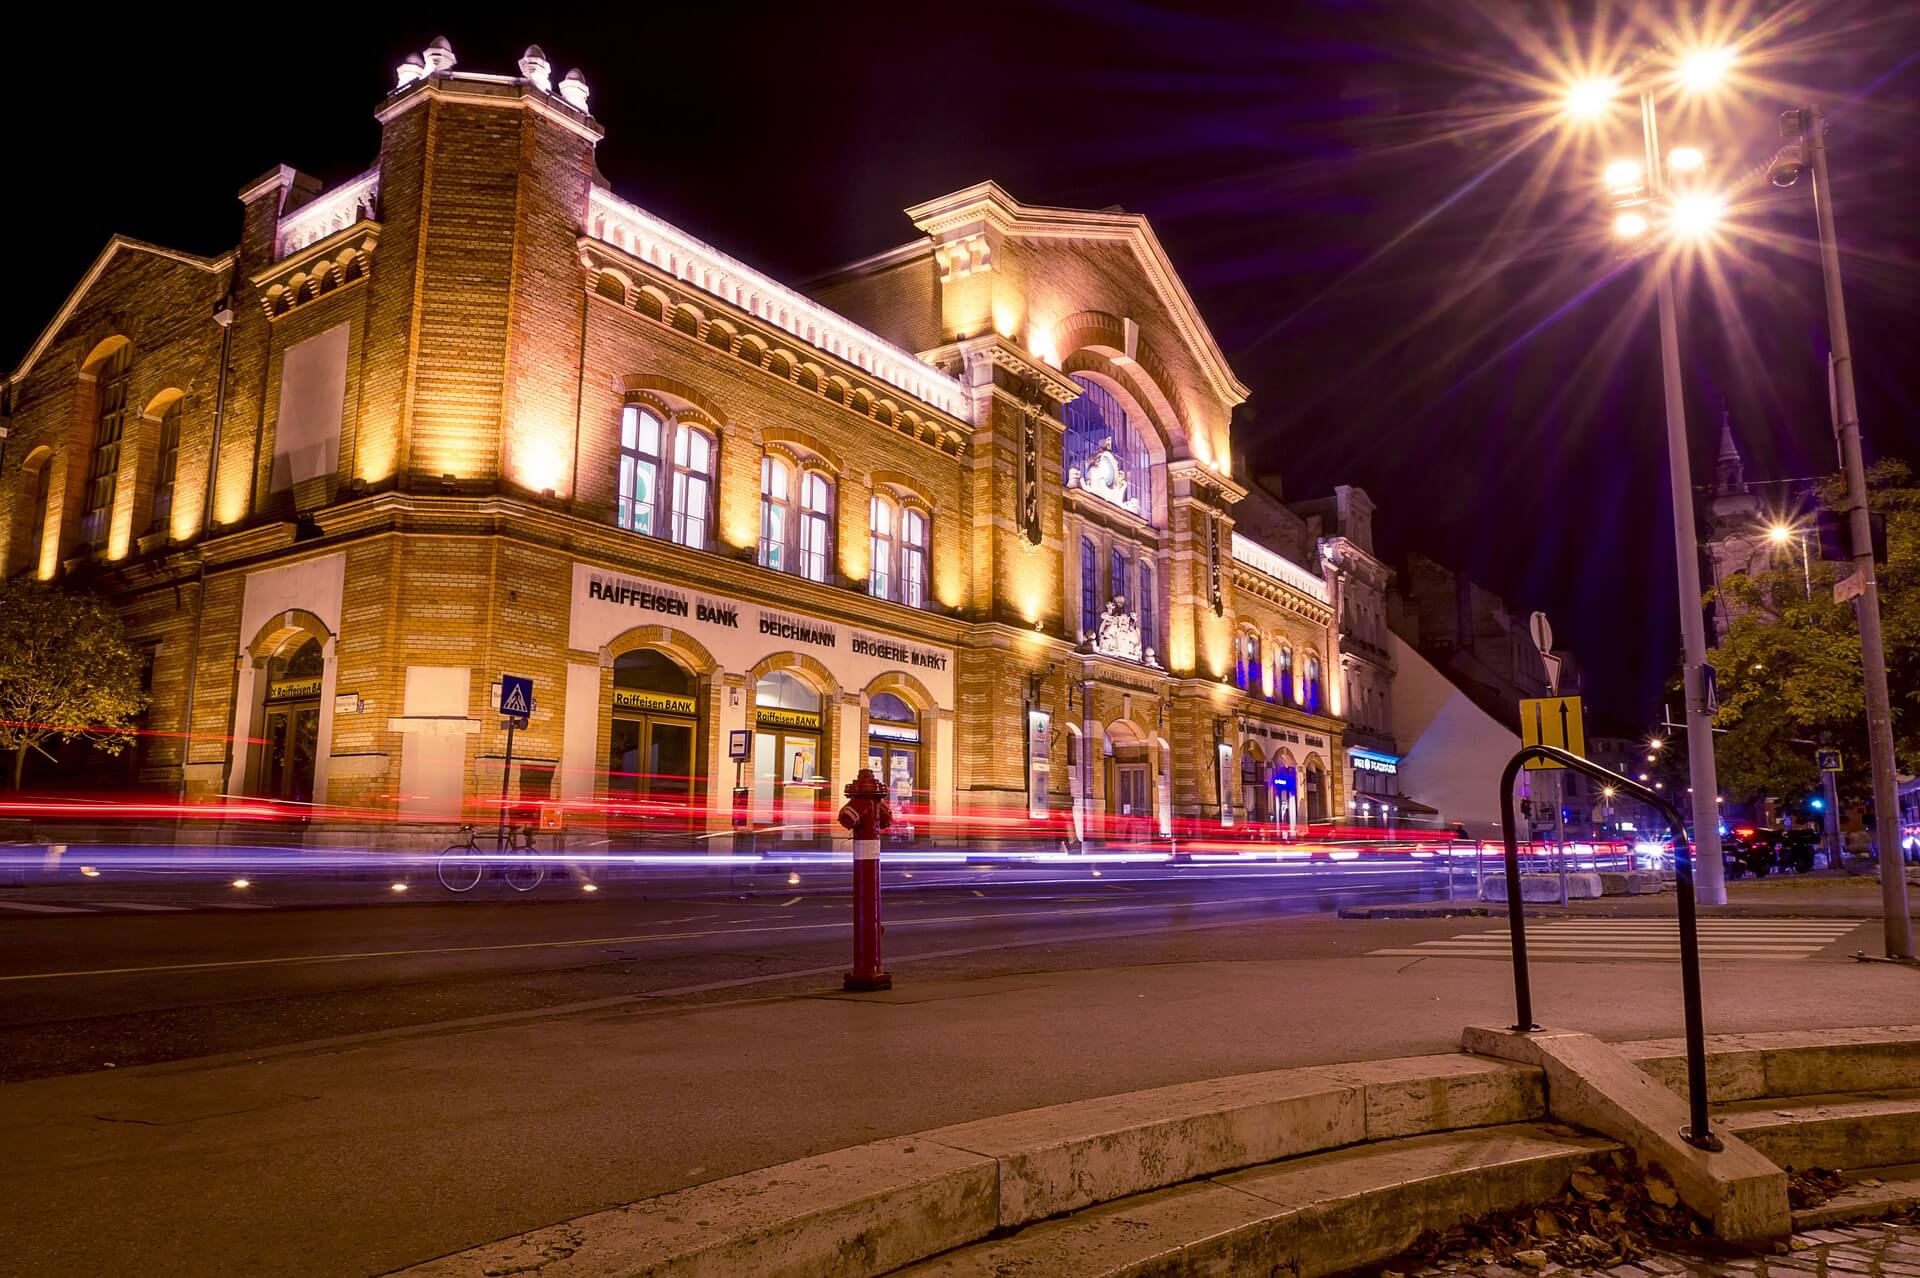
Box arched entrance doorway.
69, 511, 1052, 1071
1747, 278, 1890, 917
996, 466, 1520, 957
865, 691, 921, 840
1304, 758, 1328, 824
753, 670, 827, 844
1271, 752, 1299, 835
257, 635, 324, 802
1104, 721, 1151, 839
1240, 744, 1271, 827
608, 648, 701, 810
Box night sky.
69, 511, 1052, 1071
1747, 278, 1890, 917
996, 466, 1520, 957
10, 1, 1916, 718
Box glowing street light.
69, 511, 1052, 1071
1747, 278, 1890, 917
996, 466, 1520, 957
1677, 47, 1734, 92
1670, 192, 1726, 237
1613, 210, 1649, 238
1767, 523, 1793, 545
1604, 159, 1644, 192
1566, 77, 1619, 119
1668, 146, 1705, 173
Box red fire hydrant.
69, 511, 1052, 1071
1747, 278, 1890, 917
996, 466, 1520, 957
838, 767, 893, 991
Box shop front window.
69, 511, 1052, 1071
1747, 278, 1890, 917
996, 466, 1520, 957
753, 671, 826, 842
608, 648, 700, 810
865, 691, 921, 838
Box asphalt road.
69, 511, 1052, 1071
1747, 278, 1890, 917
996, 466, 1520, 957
0, 856, 1464, 1082
3, 855, 1914, 1277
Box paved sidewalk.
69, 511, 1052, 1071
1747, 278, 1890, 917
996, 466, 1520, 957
4, 917, 1917, 1277
1415, 1220, 1920, 1278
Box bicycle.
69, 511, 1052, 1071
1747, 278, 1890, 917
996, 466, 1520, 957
437, 825, 545, 894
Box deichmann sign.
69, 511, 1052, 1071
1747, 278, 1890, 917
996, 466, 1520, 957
613, 689, 698, 715
267, 676, 324, 700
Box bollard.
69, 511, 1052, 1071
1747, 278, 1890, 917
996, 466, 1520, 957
838, 768, 893, 991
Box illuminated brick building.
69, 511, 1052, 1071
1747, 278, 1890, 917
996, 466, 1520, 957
1, 39, 1351, 841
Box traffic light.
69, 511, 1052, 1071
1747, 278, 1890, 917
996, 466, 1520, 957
1814, 509, 1888, 563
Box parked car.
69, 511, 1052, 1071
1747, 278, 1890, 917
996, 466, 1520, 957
1722, 827, 1777, 878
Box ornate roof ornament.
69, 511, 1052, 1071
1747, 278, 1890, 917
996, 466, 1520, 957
422, 36, 456, 74
558, 68, 590, 112
394, 52, 427, 90
519, 45, 553, 93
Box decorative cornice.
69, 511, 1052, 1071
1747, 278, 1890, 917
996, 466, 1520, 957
580, 238, 968, 457
902, 181, 1250, 409
585, 186, 966, 420
375, 73, 603, 142
277, 168, 379, 259
251, 224, 379, 319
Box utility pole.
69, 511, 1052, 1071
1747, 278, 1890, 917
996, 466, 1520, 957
1788, 106, 1912, 958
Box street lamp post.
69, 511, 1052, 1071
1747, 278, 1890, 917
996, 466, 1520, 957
1774, 106, 1913, 957
1628, 86, 1730, 906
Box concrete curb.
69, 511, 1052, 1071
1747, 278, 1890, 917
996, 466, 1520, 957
387, 1028, 1920, 1277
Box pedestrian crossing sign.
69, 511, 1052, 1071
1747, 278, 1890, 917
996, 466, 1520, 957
1519, 695, 1585, 770
500, 673, 534, 720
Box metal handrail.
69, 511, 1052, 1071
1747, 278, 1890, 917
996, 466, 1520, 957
1497, 743, 1722, 1151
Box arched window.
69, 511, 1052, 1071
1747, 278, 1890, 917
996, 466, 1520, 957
1277, 646, 1294, 704
151, 400, 183, 531
1079, 536, 1097, 631
81, 344, 132, 549
798, 470, 832, 582
20, 452, 52, 576
1304, 654, 1323, 714
1138, 560, 1155, 656
618, 404, 712, 550
1236, 631, 1261, 691
871, 497, 929, 608
1108, 547, 1126, 608
1062, 375, 1157, 525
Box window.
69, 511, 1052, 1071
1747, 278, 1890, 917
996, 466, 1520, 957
1109, 547, 1127, 608
82, 344, 131, 549
151, 400, 182, 530
1062, 375, 1157, 524
759, 455, 791, 571
798, 470, 832, 582
1079, 536, 1097, 631
1236, 632, 1261, 691
618, 406, 661, 535
869, 495, 894, 601
901, 507, 927, 608
670, 423, 712, 549
869, 497, 931, 608
1278, 647, 1294, 704
618, 405, 712, 550
1138, 561, 1154, 656
1304, 654, 1323, 713
22, 457, 51, 575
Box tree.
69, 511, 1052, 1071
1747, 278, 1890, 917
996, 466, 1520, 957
0, 580, 150, 789
1703, 461, 1918, 812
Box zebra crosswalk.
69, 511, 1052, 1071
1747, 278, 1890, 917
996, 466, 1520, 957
0, 899, 272, 916
1370, 917, 1864, 962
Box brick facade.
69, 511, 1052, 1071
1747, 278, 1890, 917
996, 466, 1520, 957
1, 42, 1347, 842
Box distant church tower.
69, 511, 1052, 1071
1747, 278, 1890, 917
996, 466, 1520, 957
1703, 412, 1768, 643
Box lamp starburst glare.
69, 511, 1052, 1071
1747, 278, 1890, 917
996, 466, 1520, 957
1566, 77, 1618, 119
1670, 192, 1725, 237
1678, 47, 1734, 91
1613, 211, 1649, 238
1604, 159, 1643, 191
1668, 146, 1705, 173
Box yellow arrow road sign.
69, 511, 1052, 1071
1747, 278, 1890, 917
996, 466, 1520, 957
1519, 695, 1585, 770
